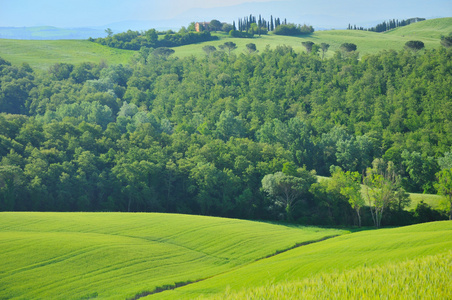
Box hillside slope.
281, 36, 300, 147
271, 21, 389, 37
152, 221, 452, 299
0, 39, 134, 70
0, 212, 345, 299
206, 250, 452, 299
174, 17, 452, 58
385, 17, 452, 39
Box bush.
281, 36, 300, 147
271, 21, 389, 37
405, 40, 425, 51
229, 30, 254, 38
413, 201, 447, 223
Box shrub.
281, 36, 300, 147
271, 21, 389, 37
229, 30, 254, 38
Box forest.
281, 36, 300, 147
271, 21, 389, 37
0, 43, 451, 226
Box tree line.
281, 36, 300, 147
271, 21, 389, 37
89, 29, 216, 51
348, 17, 426, 32
0, 42, 451, 226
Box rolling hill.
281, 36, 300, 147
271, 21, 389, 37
0, 18, 450, 70
0, 39, 135, 70
151, 221, 452, 299
206, 250, 452, 299
173, 17, 452, 59
1, 213, 451, 299
0, 212, 346, 299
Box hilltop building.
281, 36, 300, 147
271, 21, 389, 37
195, 22, 210, 32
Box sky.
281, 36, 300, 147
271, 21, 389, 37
0, 0, 450, 29
0, 0, 282, 27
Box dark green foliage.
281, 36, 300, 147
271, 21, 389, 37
209, 20, 222, 32
401, 150, 438, 193
220, 42, 237, 55
262, 169, 316, 221
48, 63, 74, 80
0, 165, 23, 211
435, 168, 452, 220
236, 14, 272, 33
405, 40, 425, 52
320, 43, 330, 60
246, 43, 257, 54
349, 18, 425, 33
153, 47, 175, 59
91, 29, 217, 50
440, 33, 452, 48
222, 23, 234, 33
202, 45, 217, 57
413, 201, 447, 223
340, 43, 357, 52
0, 45, 450, 225
273, 23, 314, 36
229, 30, 254, 38
301, 41, 315, 54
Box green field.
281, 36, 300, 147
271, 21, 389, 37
0, 18, 450, 70
208, 251, 452, 299
153, 221, 452, 299
385, 17, 452, 39
0, 212, 345, 299
0, 39, 134, 70
1, 213, 450, 299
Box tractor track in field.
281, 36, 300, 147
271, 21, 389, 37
128, 234, 340, 300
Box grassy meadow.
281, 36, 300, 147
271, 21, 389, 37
207, 250, 452, 300
1, 215, 451, 299
0, 212, 346, 299
0, 39, 135, 70
153, 221, 452, 299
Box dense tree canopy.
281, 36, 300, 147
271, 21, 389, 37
0, 43, 451, 226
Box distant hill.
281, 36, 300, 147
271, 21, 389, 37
0, 26, 107, 40
385, 17, 452, 39
174, 17, 452, 59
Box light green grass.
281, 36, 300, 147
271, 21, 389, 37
207, 250, 452, 300
385, 17, 452, 40
152, 221, 452, 299
174, 18, 452, 59
0, 212, 346, 300
408, 192, 445, 210
0, 39, 134, 70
